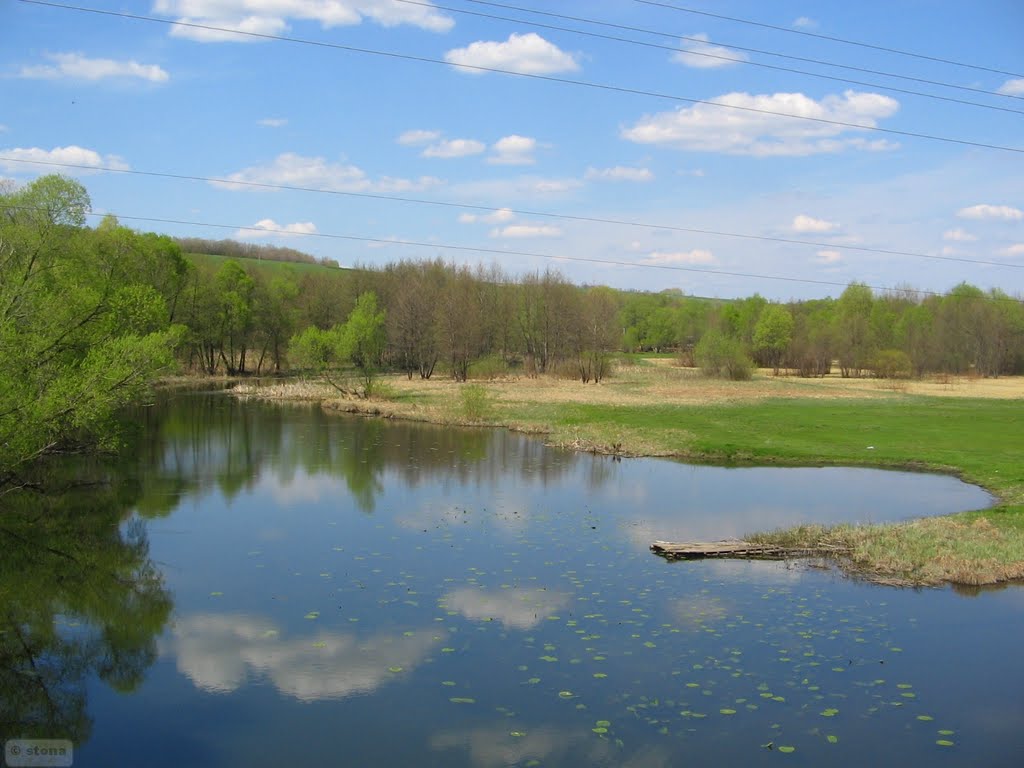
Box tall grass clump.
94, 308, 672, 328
460, 383, 492, 422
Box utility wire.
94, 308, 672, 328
634, 0, 1024, 79
448, 0, 1023, 102
3, 156, 1022, 273
390, 0, 1024, 116
16, 0, 1024, 156
46, 207, 1014, 301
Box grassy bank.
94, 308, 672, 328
232, 365, 1024, 587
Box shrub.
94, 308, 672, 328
872, 348, 912, 379
460, 384, 492, 422
468, 354, 510, 380
695, 330, 755, 381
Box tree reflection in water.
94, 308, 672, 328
0, 458, 172, 747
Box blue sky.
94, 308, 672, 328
2, 0, 1022, 299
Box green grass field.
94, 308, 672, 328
185, 251, 351, 277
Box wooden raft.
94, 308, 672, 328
650, 539, 819, 560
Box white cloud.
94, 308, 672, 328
397, 129, 441, 146
490, 223, 562, 238
622, 90, 900, 156
999, 244, 1024, 257
445, 32, 579, 75
153, 0, 453, 42
20, 52, 169, 82
488, 135, 536, 165
451, 175, 582, 201
237, 218, 317, 239
643, 249, 715, 265
213, 152, 442, 193
257, 117, 288, 127
793, 16, 818, 29
791, 214, 838, 233
957, 204, 1023, 221
997, 78, 1024, 96
0, 125, 7, 133
815, 249, 842, 264
584, 166, 654, 182
672, 33, 747, 69
0, 145, 129, 174
459, 207, 514, 224
422, 138, 486, 159
943, 228, 977, 242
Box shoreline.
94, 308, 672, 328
223, 372, 1024, 588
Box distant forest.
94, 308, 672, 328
171, 242, 1024, 383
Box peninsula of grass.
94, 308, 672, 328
234, 366, 1024, 587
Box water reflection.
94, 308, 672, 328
166, 614, 445, 701
129, 392, 594, 515
442, 588, 572, 630
0, 459, 172, 745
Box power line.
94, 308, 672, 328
391, 0, 1024, 116
3, 156, 1022, 274
634, 0, 1024, 80
16, 0, 1024, 156
52, 208, 1014, 301
449, 0, 1023, 103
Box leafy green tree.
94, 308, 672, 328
0, 176, 183, 481
834, 282, 875, 377
695, 328, 754, 380
752, 304, 794, 375
289, 291, 385, 396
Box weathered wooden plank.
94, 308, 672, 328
650, 540, 818, 560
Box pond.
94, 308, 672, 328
2, 391, 1021, 767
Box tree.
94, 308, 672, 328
834, 282, 875, 377
0, 175, 183, 481
695, 329, 754, 380
752, 304, 794, 375
289, 291, 385, 397
574, 287, 620, 383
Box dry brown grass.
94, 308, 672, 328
233, 364, 1023, 418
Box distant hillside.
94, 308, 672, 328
184, 251, 348, 277
174, 237, 340, 269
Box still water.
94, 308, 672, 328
3, 391, 1021, 767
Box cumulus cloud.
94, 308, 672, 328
152, 0, 453, 41
997, 78, 1024, 96
672, 33, 747, 68
19, 52, 169, 82
451, 176, 582, 201
791, 214, 838, 233
458, 207, 515, 224
943, 228, 977, 242
815, 249, 842, 264
622, 90, 900, 156
957, 204, 1023, 221
0, 145, 129, 174
397, 129, 441, 146
422, 138, 486, 159
488, 135, 536, 165
1000, 244, 1024, 257
236, 218, 317, 239
793, 16, 818, 29
257, 117, 288, 127
445, 32, 578, 75
213, 152, 441, 193
643, 249, 715, 265
584, 166, 654, 182
490, 223, 562, 238
165, 614, 444, 701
